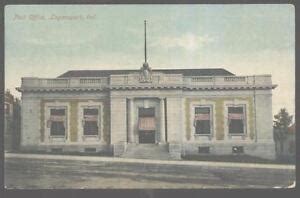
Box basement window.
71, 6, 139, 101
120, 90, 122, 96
198, 146, 210, 154
51, 148, 63, 153
84, 148, 97, 153
232, 146, 244, 154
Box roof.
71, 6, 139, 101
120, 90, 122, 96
57, 68, 235, 78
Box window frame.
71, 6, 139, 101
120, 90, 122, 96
77, 101, 104, 143
193, 105, 213, 136
227, 104, 247, 136
82, 106, 100, 137
48, 106, 68, 138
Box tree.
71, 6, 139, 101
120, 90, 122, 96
273, 108, 293, 129
273, 108, 293, 154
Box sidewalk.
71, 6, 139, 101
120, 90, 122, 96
5, 153, 295, 170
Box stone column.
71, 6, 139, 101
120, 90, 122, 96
160, 98, 166, 143
166, 97, 183, 142
110, 96, 127, 156
128, 98, 134, 143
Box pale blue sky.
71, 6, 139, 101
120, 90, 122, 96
5, 4, 295, 117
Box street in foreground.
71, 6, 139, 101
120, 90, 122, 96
4, 153, 295, 189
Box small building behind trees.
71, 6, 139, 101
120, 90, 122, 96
4, 90, 21, 152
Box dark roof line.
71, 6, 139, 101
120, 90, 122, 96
57, 68, 235, 78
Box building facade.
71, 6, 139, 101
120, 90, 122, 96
17, 66, 277, 160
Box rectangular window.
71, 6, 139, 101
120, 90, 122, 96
232, 146, 244, 154
228, 106, 245, 134
198, 146, 210, 153
84, 148, 97, 153
49, 109, 66, 136
51, 148, 63, 153
194, 107, 211, 135
83, 108, 99, 136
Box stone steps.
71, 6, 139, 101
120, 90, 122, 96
122, 144, 173, 160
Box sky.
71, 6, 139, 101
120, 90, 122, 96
5, 4, 295, 117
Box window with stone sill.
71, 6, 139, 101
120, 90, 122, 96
48, 108, 66, 137
227, 105, 246, 135
82, 108, 99, 136
194, 106, 212, 135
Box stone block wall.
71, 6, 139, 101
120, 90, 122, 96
20, 92, 111, 153
181, 89, 276, 160
182, 142, 275, 160
110, 97, 127, 144
21, 97, 41, 147
166, 97, 183, 142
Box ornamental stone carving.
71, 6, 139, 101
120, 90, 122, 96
139, 62, 152, 83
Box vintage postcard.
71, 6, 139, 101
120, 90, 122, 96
4, 4, 295, 189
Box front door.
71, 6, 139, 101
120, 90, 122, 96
138, 107, 156, 144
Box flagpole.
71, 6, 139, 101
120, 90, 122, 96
144, 20, 147, 63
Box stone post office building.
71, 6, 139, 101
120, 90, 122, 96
16, 21, 277, 160
17, 66, 277, 159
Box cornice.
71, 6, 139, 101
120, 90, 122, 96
17, 84, 277, 93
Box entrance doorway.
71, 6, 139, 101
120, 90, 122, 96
138, 107, 156, 144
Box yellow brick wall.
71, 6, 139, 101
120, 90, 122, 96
185, 97, 254, 140
40, 99, 110, 143
69, 101, 78, 142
